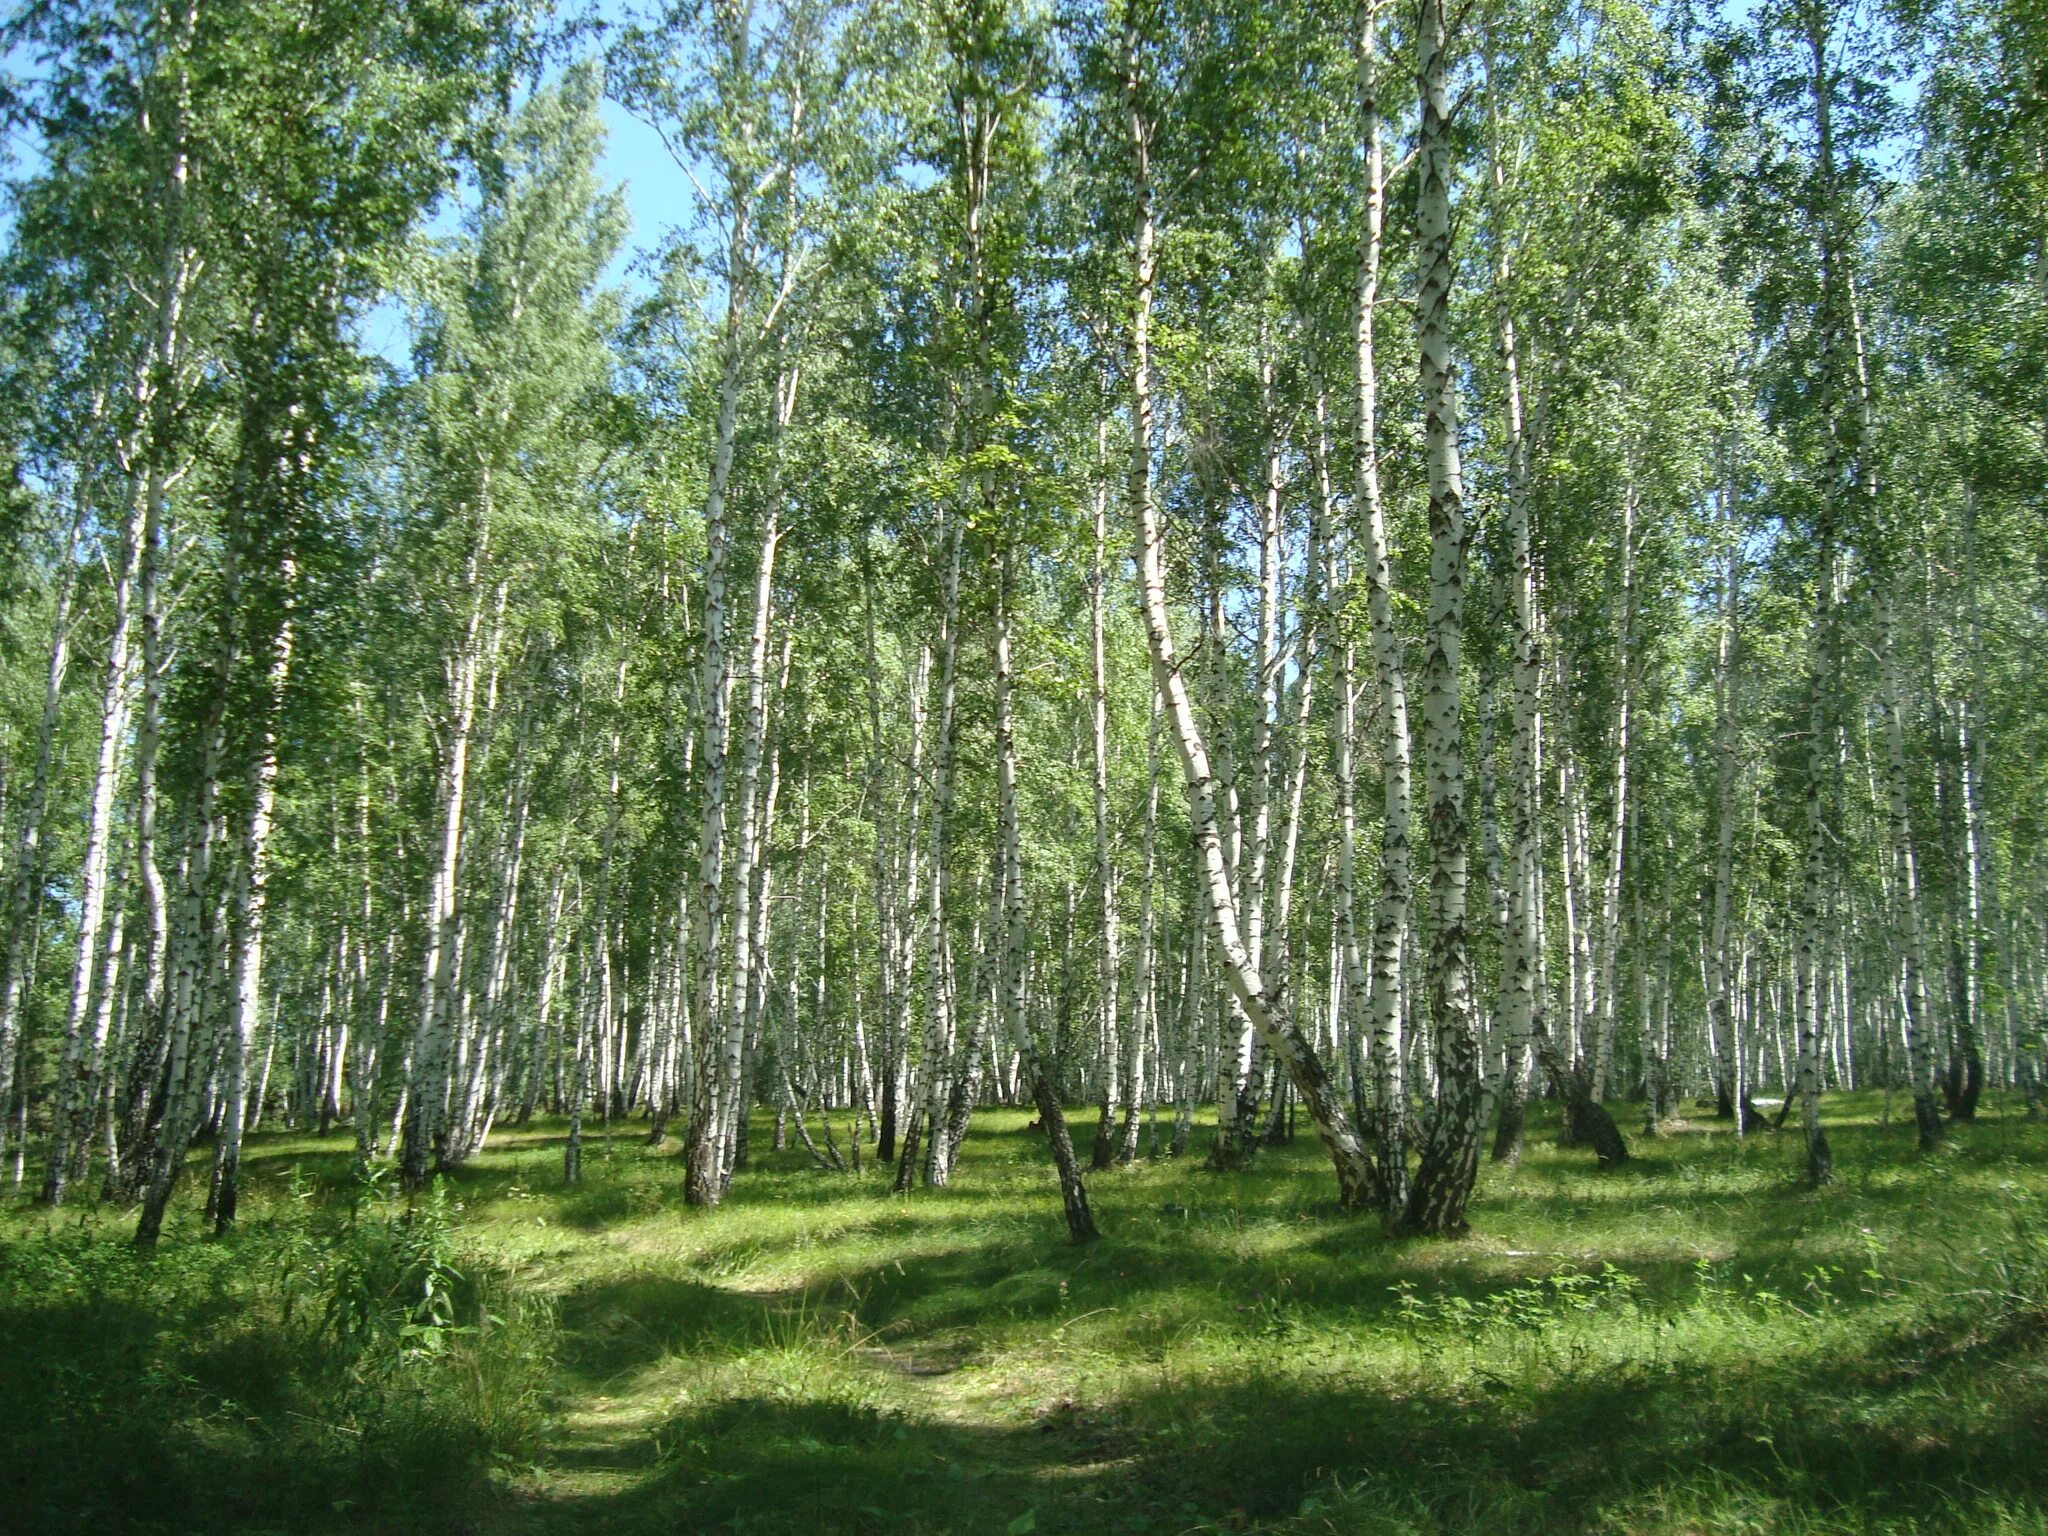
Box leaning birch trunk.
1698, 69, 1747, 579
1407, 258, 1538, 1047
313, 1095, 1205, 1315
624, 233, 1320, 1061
1125, 19, 1378, 1211
50, 21, 199, 1201
1403, 0, 1486, 1235
113, 477, 174, 1199
1878, 593, 1944, 1149
133, 731, 229, 1238
1200, 526, 1254, 1164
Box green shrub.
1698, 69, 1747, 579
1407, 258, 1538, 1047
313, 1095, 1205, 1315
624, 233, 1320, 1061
0, 1171, 554, 1534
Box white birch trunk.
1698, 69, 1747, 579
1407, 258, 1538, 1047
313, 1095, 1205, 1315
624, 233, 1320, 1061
43, 497, 144, 1205
683, 112, 758, 1200
1088, 440, 1123, 1170
1351, 0, 1414, 1217
1707, 475, 1743, 1124
712, 510, 781, 1195
400, 547, 487, 1186
924, 518, 967, 1185
210, 599, 295, 1232
1590, 490, 1636, 1101
1403, 0, 1486, 1235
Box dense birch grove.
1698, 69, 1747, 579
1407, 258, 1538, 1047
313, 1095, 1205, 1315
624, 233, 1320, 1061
1, 0, 2044, 1244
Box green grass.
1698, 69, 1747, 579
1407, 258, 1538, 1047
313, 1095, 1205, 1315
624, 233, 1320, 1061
4, 1095, 2046, 1534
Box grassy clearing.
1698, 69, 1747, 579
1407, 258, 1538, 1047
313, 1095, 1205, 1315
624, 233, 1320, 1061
3, 1095, 2045, 1535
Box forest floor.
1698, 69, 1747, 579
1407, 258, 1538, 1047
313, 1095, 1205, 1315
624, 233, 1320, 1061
3, 1094, 2047, 1535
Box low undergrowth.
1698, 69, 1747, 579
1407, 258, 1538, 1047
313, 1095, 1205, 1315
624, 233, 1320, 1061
0, 1167, 555, 1534
2, 1094, 2044, 1534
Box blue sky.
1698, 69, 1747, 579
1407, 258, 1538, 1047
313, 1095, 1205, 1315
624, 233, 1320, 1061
7, 0, 1927, 372
355, 71, 681, 368
595, 95, 686, 289
0, 11, 688, 369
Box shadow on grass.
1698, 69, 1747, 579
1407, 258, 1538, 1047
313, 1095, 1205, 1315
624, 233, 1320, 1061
517, 1294, 2048, 1535
0, 1284, 517, 1536
5, 1095, 2043, 1535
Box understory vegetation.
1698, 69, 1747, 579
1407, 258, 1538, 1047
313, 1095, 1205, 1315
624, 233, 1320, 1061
5, 1097, 2044, 1535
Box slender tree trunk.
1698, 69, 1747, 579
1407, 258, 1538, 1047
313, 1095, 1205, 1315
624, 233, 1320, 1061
44, 496, 145, 1205
1958, 489, 2015, 1106
1792, 519, 1838, 1187
683, 151, 756, 1205
0, 511, 81, 1156
1590, 491, 1636, 1102
924, 518, 966, 1186
1707, 473, 1743, 1123
211, 596, 295, 1233
1088, 436, 1122, 1170
709, 501, 782, 1198
1938, 700, 1985, 1118
401, 548, 489, 1185
1877, 594, 1944, 1148
1404, 0, 1486, 1235
1351, 0, 1413, 1218
1119, 688, 1161, 1164
1483, 47, 1539, 1168
995, 547, 1096, 1241
135, 491, 247, 1245
1789, 0, 1856, 1186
